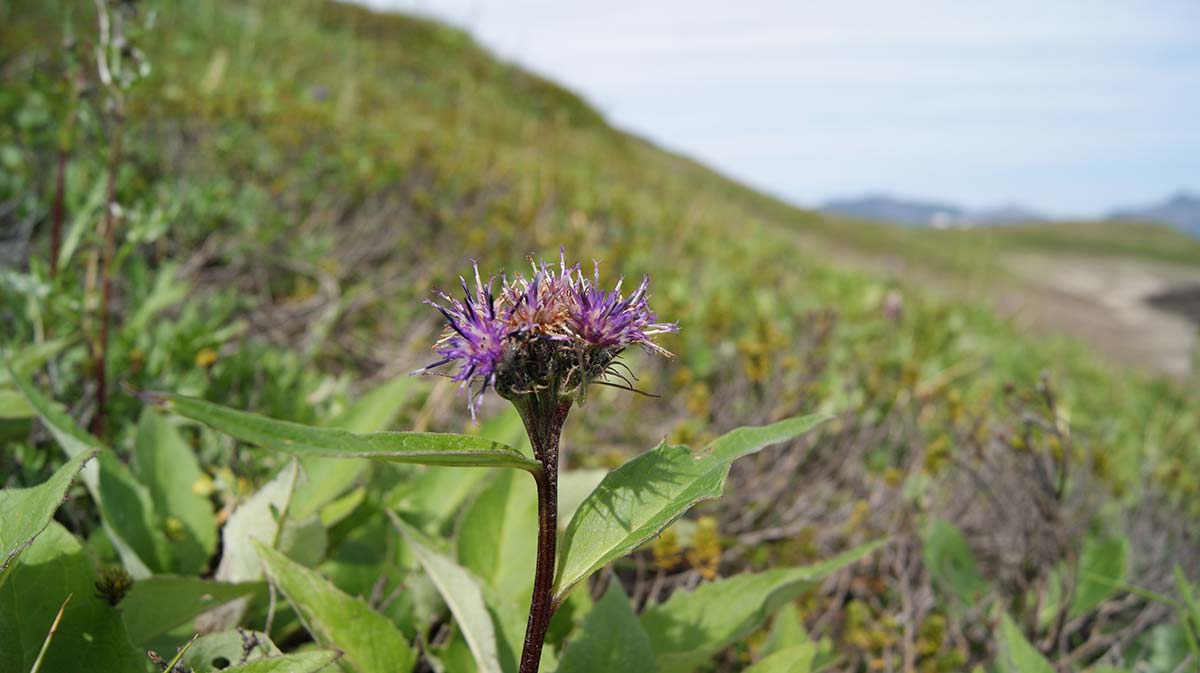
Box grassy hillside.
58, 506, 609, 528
3, 1, 1199, 672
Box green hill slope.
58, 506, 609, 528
3, 1, 1199, 671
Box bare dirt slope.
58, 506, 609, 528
1000, 254, 1200, 376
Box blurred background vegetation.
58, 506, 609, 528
2, 1, 1199, 671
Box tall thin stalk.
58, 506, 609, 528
512, 391, 571, 673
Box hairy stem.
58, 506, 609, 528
513, 392, 570, 673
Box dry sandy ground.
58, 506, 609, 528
999, 254, 1200, 377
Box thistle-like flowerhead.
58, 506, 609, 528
416, 253, 678, 416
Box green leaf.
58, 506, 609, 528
154, 391, 540, 471
0, 522, 142, 673
394, 516, 504, 673
744, 644, 816, 673
457, 469, 538, 603
762, 603, 810, 656
121, 576, 260, 645
293, 376, 417, 520
216, 460, 303, 583
224, 651, 343, 673
0, 449, 94, 587
8, 367, 167, 577
202, 460, 304, 631
921, 519, 989, 604
134, 408, 218, 574
0, 388, 35, 418
557, 582, 656, 673
998, 613, 1055, 673
0, 339, 70, 387
1175, 566, 1200, 659
555, 414, 830, 600
1071, 535, 1128, 618
254, 542, 418, 673
640, 541, 883, 673
557, 469, 607, 529
331, 375, 416, 433
180, 630, 282, 672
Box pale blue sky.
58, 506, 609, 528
366, 0, 1199, 217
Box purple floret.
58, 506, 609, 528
568, 262, 679, 357
414, 263, 508, 417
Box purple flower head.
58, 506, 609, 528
417, 254, 677, 416
502, 253, 578, 339
413, 262, 507, 418
568, 261, 679, 357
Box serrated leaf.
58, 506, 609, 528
9, 366, 167, 577
0, 449, 94, 587
555, 414, 829, 600
121, 576, 260, 645
224, 651, 343, 673
998, 612, 1055, 673
394, 516, 503, 673
640, 541, 883, 673
135, 408, 218, 574
557, 582, 656, 673
154, 391, 539, 471
0, 522, 142, 672
254, 542, 418, 673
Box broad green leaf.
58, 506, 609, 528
744, 644, 816, 673
457, 469, 538, 603
0, 388, 35, 418
0, 522, 142, 672
180, 629, 282, 672
216, 460, 303, 583
555, 414, 830, 599
9, 367, 167, 577
1071, 535, 1128, 618
389, 466, 492, 533
154, 391, 540, 471
135, 408, 218, 574
225, 651, 343, 673
202, 460, 303, 631
762, 603, 811, 656
557, 582, 656, 673
121, 576, 260, 645
998, 613, 1055, 673
640, 541, 883, 673
0, 339, 70, 386
293, 376, 417, 519
921, 519, 989, 604
0, 449, 94, 587
557, 469, 607, 528
254, 542, 418, 673
331, 375, 416, 433
394, 516, 503, 673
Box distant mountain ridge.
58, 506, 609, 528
819, 194, 1044, 228
1108, 192, 1200, 237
